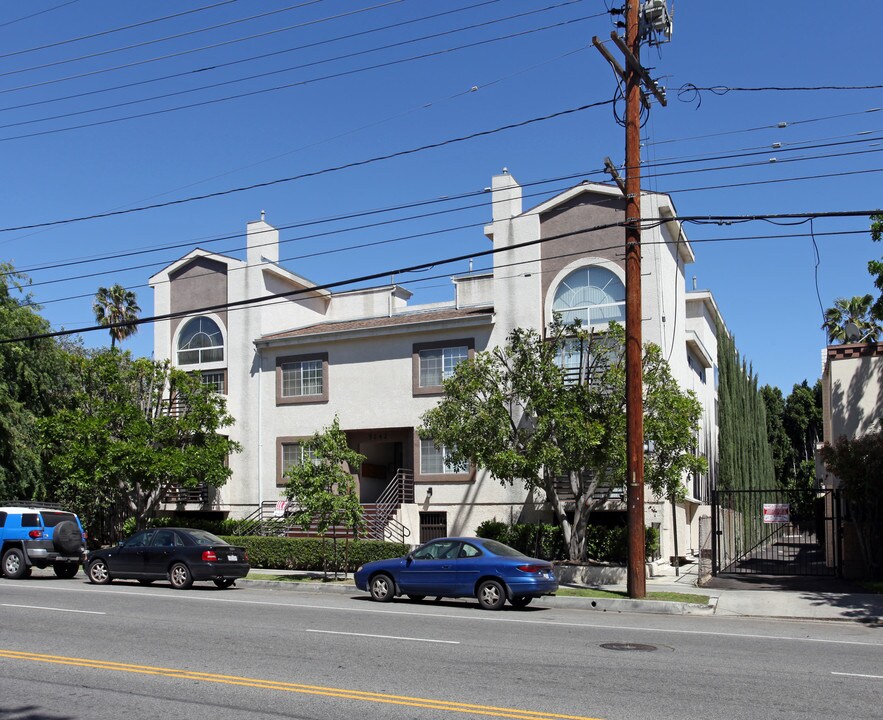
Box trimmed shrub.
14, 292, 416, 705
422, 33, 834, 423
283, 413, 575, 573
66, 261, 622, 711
220, 536, 407, 572
476, 519, 660, 563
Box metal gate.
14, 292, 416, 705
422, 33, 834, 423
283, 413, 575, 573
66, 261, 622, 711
711, 488, 841, 577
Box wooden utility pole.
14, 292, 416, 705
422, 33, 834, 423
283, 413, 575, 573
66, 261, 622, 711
623, 0, 646, 599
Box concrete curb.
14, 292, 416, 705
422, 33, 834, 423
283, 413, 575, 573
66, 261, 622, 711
237, 577, 717, 616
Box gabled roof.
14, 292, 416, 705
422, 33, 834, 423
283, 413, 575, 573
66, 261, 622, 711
148, 247, 243, 284
255, 306, 493, 348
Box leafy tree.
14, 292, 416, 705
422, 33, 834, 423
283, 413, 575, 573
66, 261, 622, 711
761, 385, 792, 487
717, 327, 774, 490
40, 350, 239, 543
284, 416, 365, 579
819, 423, 883, 579
869, 213, 883, 320
0, 263, 78, 500
420, 320, 705, 562
92, 284, 141, 349
822, 294, 881, 343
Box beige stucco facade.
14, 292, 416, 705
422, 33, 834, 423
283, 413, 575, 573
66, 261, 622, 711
149, 172, 725, 560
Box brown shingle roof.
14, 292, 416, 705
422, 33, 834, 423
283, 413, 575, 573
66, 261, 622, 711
259, 306, 493, 342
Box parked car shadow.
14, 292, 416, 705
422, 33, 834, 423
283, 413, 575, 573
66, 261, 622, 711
351, 595, 547, 611
0, 705, 75, 720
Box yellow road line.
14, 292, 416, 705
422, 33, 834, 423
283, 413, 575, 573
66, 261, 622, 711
0, 649, 604, 720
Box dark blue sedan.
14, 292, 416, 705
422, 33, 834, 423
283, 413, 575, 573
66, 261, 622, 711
354, 537, 558, 610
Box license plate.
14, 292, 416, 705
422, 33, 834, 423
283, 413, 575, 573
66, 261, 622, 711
227, 554, 238, 562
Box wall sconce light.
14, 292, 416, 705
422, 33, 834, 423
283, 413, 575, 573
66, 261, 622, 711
426, 487, 433, 498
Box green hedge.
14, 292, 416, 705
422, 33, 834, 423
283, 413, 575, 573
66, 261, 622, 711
219, 536, 408, 571
475, 519, 660, 563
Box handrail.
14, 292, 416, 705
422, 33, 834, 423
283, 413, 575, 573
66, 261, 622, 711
365, 468, 413, 543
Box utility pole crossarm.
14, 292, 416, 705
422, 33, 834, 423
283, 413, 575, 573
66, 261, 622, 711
592, 36, 650, 110
603, 157, 627, 195
609, 31, 668, 107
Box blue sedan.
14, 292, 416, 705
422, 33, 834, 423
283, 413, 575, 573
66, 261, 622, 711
354, 536, 558, 610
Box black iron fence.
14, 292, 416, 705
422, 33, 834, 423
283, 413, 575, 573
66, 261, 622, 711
711, 488, 841, 577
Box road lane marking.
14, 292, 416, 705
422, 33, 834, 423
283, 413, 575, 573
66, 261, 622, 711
3, 582, 880, 648
306, 629, 459, 644
1, 603, 104, 615
832, 672, 883, 680
0, 649, 602, 720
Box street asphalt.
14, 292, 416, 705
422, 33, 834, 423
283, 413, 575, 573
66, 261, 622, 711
241, 564, 883, 624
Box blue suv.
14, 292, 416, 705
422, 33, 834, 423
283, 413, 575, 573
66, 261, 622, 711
0, 504, 87, 579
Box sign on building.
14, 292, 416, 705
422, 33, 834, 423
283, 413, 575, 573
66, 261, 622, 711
762, 503, 790, 523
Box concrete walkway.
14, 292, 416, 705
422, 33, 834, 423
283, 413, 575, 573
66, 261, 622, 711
242, 565, 883, 624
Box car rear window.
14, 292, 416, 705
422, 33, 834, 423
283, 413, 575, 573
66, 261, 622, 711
21, 513, 41, 527
40, 511, 77, 528
186, 529, 228, 546
480, 539, 527, 557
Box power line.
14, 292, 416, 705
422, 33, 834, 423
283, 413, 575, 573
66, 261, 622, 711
0, 98, 614, 233
0, 2, 590, 131
0, 12, 600, 143
7, 209, 883, 344
0, 0, 245, 61
0, 0, 411, 99
678, 83, 883, 107
0, 0, 80, 29
13, 136, 883, 286
643, 107, 881, 148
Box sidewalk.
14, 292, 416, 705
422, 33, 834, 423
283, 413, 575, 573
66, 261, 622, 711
242, 566, 883, 623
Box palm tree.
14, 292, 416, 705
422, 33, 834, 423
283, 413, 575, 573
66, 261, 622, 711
822, 294, 881, 344
93, 284, 140, 349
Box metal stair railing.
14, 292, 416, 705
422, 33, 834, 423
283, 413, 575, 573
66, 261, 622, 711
365, 469, 413, 544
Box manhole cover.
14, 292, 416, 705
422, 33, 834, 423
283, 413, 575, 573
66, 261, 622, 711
600, 642, 657, 652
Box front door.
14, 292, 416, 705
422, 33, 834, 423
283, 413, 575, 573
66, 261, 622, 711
142, 529, 178, 577
112, 530, 154, 576
397, 538, 462, 595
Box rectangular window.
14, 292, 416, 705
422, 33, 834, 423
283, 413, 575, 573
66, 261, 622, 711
420, 439, 458, 475
419, 512, 448, 544
276, 353, 329, 405
278, 441, 319, 486
419, 346, 467, 387
412, 339, 474, 395
200, 371, 225, 394
282, 359, 323, 397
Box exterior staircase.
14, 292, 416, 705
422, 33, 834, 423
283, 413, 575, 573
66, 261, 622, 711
233, 469, 414, 544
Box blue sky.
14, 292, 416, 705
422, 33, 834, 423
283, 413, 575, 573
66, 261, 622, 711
2, 0, 881, 393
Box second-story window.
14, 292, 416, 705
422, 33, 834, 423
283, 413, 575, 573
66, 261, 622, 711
177, 317, 224, 366
413, 339, 474, 395
276, 353, 329, 405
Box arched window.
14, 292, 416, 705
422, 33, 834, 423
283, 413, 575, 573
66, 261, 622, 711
177, 317, 224, 365
552, 265, 625, 327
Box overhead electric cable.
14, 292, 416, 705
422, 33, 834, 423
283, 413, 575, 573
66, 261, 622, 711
0, 0, 493, 103
0, 2, 591, 129
0, 1, 321, 73
0, 0, 80, 29
0, 98, 614, 234
6, 209, 883, 345
0, 12, 600, 142
0, 0, 244, 60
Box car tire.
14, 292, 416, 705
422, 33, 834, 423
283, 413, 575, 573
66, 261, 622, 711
369, 573, 395, 602
169, 562, 193, 590
213, 579, 236, 589
510, 595, 532, 608
406, 594, 425, 602
87, 559, 111, 585
2, 548, 28, 579
477, 579, 506, 610
53, 562, 79, 579
53, 520, 82, 554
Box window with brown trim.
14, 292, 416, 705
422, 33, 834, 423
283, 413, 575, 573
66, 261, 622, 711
276, 352, 329, 405
412, 339, 474, 396
276, 436, 318, 486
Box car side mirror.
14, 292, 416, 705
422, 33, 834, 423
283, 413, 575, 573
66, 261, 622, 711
406, 553, 414, 564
